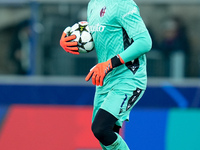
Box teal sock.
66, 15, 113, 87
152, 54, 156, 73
100, 142, 107, 150
104, 133, 130, 150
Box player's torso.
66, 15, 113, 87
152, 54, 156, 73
87, 0, 123, 63
87, 0, 147, 93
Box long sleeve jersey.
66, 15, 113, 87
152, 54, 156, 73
87, 0, 152, 94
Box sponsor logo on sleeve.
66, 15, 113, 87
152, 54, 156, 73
122, 7, 137, 19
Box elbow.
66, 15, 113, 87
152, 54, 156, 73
145, 33, 152, 53
135, 31, 152, 54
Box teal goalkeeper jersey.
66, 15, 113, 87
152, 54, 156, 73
87, 0, 150, 94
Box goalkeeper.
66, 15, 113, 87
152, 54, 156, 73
60, 0, 152, 149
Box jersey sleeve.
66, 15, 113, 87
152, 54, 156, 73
116, 0, 152, 63
116, 0, 147, 39
119, 31, 152, 63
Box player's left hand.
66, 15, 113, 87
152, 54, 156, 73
85, 54, 125, 86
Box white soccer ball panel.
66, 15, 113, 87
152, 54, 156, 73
81, 31, 92, 43
71, 23, 79, 32
71, 31, 80, 42
85, 26, 90, 32
78, 47, 87, 53
83, 41, 94, 51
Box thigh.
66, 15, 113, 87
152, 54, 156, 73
92, 108, 118, 130
92, 92, 108, 122
101, 88, 144, 127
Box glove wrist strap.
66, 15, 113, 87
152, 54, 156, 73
111, 54, 125, 68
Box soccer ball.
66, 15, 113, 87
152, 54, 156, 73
69, 21, 94, 53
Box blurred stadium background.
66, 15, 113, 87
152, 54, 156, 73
0, 0, 200, 150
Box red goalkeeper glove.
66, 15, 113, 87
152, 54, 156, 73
85, 54, 125, 86
60, 27, 79, 55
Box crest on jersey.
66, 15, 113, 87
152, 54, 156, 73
100, 6, 106, 17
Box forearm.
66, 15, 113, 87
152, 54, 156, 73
119, 31, 152, 63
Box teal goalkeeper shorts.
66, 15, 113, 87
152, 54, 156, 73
92, 86, 145, 127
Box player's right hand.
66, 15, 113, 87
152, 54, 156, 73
60, 27, 79, 55
85, 55, 125, 86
